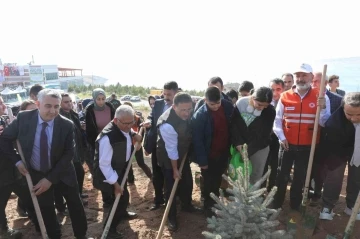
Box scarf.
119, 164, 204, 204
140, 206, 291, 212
92, 88, 106, 111
350, 123, 360, 167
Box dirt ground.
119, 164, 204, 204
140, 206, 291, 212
6, 159, 360, 239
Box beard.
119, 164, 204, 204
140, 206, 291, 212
296, 82, 311, 91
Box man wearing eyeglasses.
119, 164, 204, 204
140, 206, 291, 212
92, 105, 142, 239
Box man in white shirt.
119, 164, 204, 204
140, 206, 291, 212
92, 105, 142, 239
157, 92, 200, 231
272, 63, 330, 210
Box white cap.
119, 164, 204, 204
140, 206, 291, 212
294, 63, 313, 74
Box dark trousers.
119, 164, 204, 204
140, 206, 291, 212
201, 153, 229, 209
262, 135, 280, 191
31, 171, 87, 239
346, 164, 360, 209
152, 148, 165, 204
103, 179, 130, 230
54, 162, 85, 211
0, 180, 33, 227
273, 145, 310, 210
322, 158, 347, 210
128, 148, 152, 182
162, 160, 193, 220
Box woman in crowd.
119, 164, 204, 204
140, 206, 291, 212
231, 86, 275, 184
85, 88, 115, 207
148, 95, 156, 109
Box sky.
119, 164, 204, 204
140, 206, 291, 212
1, 0, 360, 90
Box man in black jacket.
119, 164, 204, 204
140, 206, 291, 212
143, 81, 178, 211
319, 92, 360, 221
0, 97, 32, 239
93, 105, 141, 239
0, 90, 91, 239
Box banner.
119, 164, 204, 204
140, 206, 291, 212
29, 66, 43, 83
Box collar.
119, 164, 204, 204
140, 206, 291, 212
37, 112, 55, 127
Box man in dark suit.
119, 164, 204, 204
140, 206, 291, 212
328, 75, 345, 97
143, 81, 178, 211
319, 92, 360, 220
0, 89, 91, 239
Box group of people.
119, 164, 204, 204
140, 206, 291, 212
0, 63, 359, 239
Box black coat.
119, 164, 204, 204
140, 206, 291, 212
230, 105, 276, 157
144, 99, 166, 153
84, 102, 115, 150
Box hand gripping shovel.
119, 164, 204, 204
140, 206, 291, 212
156, 152, 188, 239
287, 64, 327, 238
101, 127, 144, 239
326, 191, 360, 239
16, 140, 48, 239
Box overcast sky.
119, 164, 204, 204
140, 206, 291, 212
1, 0, 359, 90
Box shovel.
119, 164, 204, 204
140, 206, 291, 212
287, 64, 327, 238
326, 190, 360, 239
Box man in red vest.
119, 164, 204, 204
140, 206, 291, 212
272, 63, 330, 210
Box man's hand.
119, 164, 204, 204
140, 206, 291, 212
280, 139, 289, 151
141, 121, 151, 128
317, 96, 326, 109
236, 145, 242, 152
173, 169, 181, 180
16, 162, 29, 176
114, 182, 123, 196
33, 178, 52, 196
0, 125, 4, 135
144, 150, 150, 156
200, 165, 208, 170
135, 142, 141, 151
133, 134, 142, 143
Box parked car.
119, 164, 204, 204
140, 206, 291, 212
120, 95, 132, 101
130, 96, 141, 102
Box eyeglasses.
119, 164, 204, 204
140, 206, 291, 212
117, 119, 135, 126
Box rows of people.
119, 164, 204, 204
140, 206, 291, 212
0, 62, 359, 239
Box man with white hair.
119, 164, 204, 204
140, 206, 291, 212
319, 92, 360, 220
0, 89, 91, 239
272, 63, 330, 210
93, 105, 142, 239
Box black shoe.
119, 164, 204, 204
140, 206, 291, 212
181, 204, 203, 213
80, 193, 89, 199
107, 229, 123, 239
123, 211, 138, 220
149, 204, 161, 211
16, 206, 28, 218
0, 227, 22, 239
167, 218, 178, 231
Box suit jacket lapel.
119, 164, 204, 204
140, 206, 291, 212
51, 116, 61, 163
25, 112, 38, 162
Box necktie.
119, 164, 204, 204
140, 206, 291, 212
40, 122, 49, 172
350, 123, 360, 167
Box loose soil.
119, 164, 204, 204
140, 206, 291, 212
6, 160, 360, 238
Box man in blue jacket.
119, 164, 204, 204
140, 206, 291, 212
191, 86, 234, 216
143, 81, 178, 211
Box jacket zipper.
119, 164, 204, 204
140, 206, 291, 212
297, 96, 303, 146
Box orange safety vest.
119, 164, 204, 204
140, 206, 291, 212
281, 87, 321, 146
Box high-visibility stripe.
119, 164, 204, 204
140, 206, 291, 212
284, 113, 316, 118
285, 119, 315, 124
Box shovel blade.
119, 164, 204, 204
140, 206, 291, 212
287, 210, 317, 238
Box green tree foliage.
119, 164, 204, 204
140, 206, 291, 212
67, 84, 205, 98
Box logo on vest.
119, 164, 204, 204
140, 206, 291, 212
285, 106, 295, 111
309, 102, 316, 108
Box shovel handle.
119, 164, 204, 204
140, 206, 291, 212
343, 191, 360, 239
302, 64, 327, 208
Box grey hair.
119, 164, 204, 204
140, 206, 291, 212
37, 89, 62, 102
314, 72, 329, 81
343, 92, 360, 107
115, 105, 135, 119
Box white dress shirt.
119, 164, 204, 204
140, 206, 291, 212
98, 130, 132, 184
273, 88, 331, 142
159, 123, 179, 160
